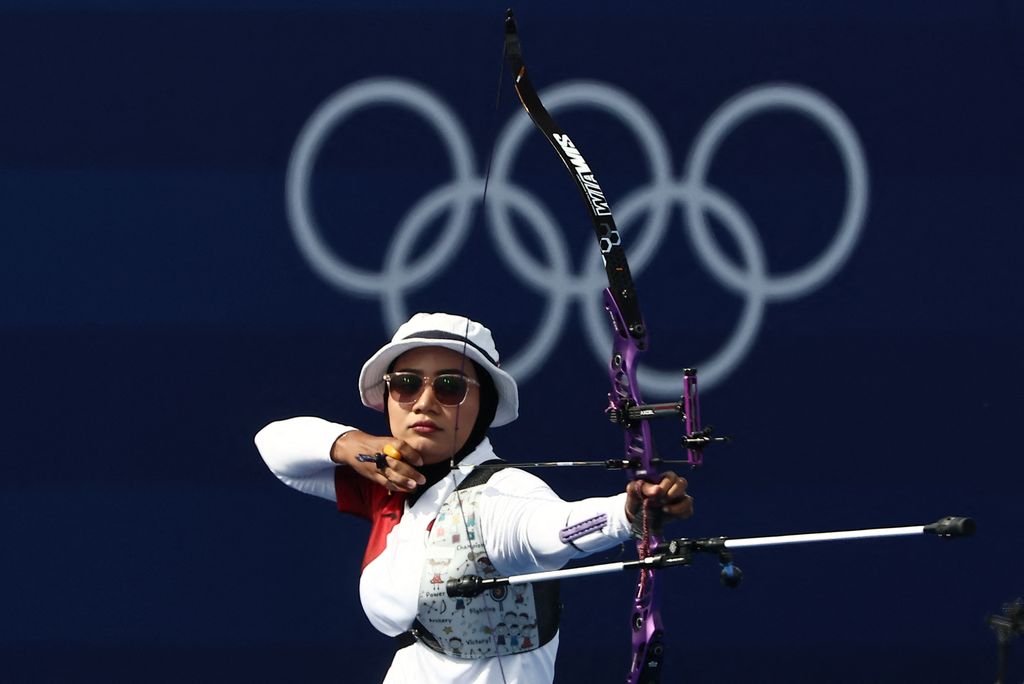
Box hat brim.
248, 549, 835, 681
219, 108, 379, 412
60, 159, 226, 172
358, 338, 519, 427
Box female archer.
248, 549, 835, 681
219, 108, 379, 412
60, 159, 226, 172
256, 311, 693, 683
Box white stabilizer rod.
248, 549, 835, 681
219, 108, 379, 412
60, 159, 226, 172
725, 525, 926, 549
503, 560, 633, 585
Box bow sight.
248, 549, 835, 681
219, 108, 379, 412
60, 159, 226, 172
605, 368, 730, 467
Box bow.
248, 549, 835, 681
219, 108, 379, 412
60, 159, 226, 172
501, 11, 712, 683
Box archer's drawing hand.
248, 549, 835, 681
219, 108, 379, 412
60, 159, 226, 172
331, 430, 426, 494
625, 471, 693, 534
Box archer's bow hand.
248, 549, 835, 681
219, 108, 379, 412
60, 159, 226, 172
331, 430, 426, 493
625, 472, 694, 535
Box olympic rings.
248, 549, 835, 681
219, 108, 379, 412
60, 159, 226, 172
284, 76, 869, 396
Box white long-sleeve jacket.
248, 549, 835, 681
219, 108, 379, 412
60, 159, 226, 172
255, 416, 633, 684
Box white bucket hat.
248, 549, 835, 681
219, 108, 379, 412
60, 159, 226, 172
358, 312, 519, 427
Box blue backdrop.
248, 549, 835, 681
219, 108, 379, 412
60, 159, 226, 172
3, 2, 1022, 682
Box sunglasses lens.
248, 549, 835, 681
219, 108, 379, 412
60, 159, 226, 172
389, 373, 424, 403
433, 375, 468, 406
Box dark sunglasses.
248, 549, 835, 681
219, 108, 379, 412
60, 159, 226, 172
383, 372, 480, 407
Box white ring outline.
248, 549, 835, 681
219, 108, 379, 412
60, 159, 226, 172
684, 83, 869, 300
286, 77, 477, 296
